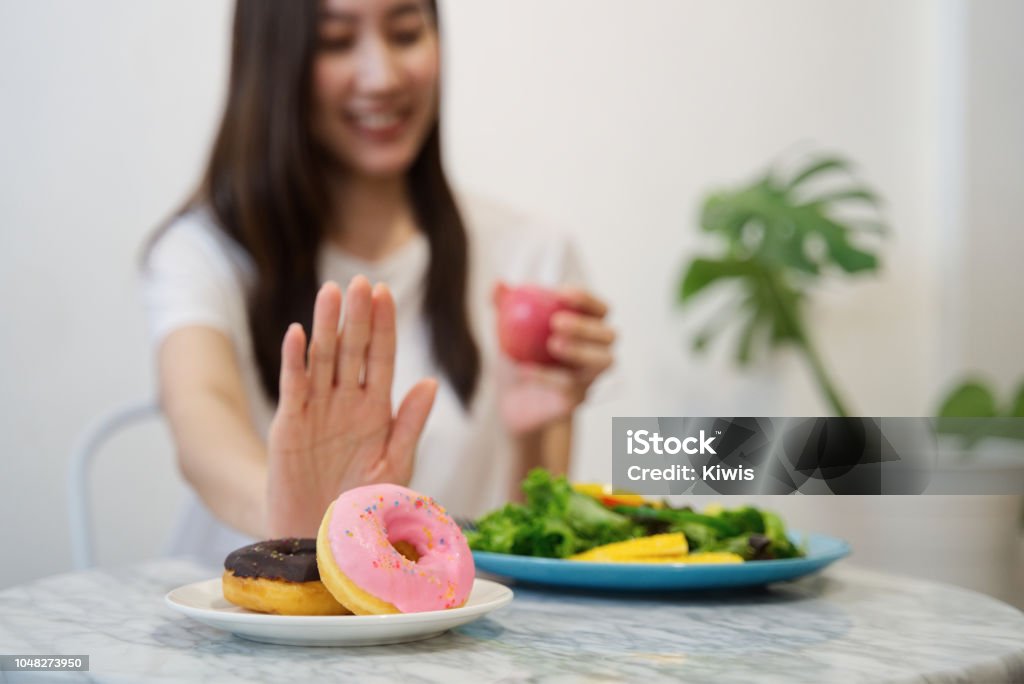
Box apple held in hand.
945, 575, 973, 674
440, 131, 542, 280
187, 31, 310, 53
496, 284, 574, 365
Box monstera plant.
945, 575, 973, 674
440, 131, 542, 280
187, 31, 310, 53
678, 153, 887, 417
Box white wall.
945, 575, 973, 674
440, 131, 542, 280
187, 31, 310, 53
963, 0, 1024, 392
0, 1, 1019, 598
0, 0, 234, 586
442, 0, 946, 477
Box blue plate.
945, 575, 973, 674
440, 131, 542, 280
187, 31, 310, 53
472, 532, 850, 590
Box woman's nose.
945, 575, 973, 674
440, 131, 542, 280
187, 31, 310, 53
354, 37, 401, 95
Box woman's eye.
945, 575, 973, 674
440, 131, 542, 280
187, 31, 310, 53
319, 35, 356, 52
391, 28, 424, 46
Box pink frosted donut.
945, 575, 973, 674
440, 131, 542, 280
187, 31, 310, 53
315, 484, 475, 614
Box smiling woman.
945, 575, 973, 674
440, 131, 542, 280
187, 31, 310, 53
312, 0, 441, 178
139, 0, 617, 566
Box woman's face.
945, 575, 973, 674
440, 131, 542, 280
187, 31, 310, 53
311, 0, 440, 180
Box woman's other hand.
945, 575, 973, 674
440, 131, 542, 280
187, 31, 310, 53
497, 286, 615, 435
266, 276, 437, 537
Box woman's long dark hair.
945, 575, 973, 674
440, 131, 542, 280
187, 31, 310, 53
148, 0, 479, 407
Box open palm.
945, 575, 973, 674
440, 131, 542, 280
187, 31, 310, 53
266, 276, 437, 537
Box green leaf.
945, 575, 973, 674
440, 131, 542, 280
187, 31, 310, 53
937, 381, 999, 417
705, 534, 758, 557
760, 218, 820, 274
718, 506, 766, 534
1011, 382, 1024, 418
769, 315, 797, 346
807, 218, 878, 273
823, 234, 878, 272
699, 193, 749, 239
758, 511, 801, 559
759, 272, 803, 329
787, 156, 851, 189
468, 503, 532, 554
678, 258, 752, 302
671, 521, 718, 550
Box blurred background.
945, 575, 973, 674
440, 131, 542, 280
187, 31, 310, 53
1, 0, 1021, 604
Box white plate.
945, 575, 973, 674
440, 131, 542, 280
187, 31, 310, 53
164, 577, 513, 646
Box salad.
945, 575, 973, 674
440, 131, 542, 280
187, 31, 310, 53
466, 469, 804, 562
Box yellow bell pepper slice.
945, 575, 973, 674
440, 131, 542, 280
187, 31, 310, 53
571, 483, 610, 499
571, 483, 662, 509
569, 533, 689, 561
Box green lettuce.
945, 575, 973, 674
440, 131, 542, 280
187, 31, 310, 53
467, 470, 804, 560
467, 469, 640, 558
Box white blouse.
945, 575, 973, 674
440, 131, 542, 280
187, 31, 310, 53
140, 194, 586, 566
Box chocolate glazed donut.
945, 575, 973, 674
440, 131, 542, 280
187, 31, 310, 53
225, 539, 322, 582
222, 538, 350, 615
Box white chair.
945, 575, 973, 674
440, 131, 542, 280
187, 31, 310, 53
68, 400, 162, 570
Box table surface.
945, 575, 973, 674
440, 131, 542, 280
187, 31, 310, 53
0, 558, 1022, 684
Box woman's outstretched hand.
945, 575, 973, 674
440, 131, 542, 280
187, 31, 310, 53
266, 276, 438, 538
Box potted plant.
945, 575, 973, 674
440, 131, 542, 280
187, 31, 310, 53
676, 152, 1023, 605
678, 153, 884, 416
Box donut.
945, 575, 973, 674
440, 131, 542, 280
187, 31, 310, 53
222, 538, 350, 615
316, 484, 475, 615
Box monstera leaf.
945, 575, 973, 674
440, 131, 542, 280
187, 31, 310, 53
935, 378, 1024, 448
679, 154, 887, 417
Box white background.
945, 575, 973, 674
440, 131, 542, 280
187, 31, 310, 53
1, 0, 1021, 600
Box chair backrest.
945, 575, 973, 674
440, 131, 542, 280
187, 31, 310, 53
68, 400, 162, 570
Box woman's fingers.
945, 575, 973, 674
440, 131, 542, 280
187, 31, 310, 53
547, 306, 616, 374
336, 275, 373, 388
308, 282, 342, 398
364, 283, 397, 399
387, 378, 438, 465
278, 323, 309, 417
557, 286, 609, 318
547, 335, 614, 374
550, 311, 616, 346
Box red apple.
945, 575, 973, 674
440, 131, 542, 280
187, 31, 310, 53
496, 284, 574, 365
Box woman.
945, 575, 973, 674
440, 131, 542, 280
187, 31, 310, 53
142, 0, 615, 564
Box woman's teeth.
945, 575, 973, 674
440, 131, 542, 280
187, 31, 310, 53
354, 112, 402, 130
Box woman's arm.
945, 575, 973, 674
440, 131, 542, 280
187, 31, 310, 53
158, 326, 269, 539
157, 279, 437, 542
510, 418, 572, 500
538, 418, 572, 475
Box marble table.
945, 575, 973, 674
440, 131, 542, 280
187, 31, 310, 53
0, 558, 1021, 683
